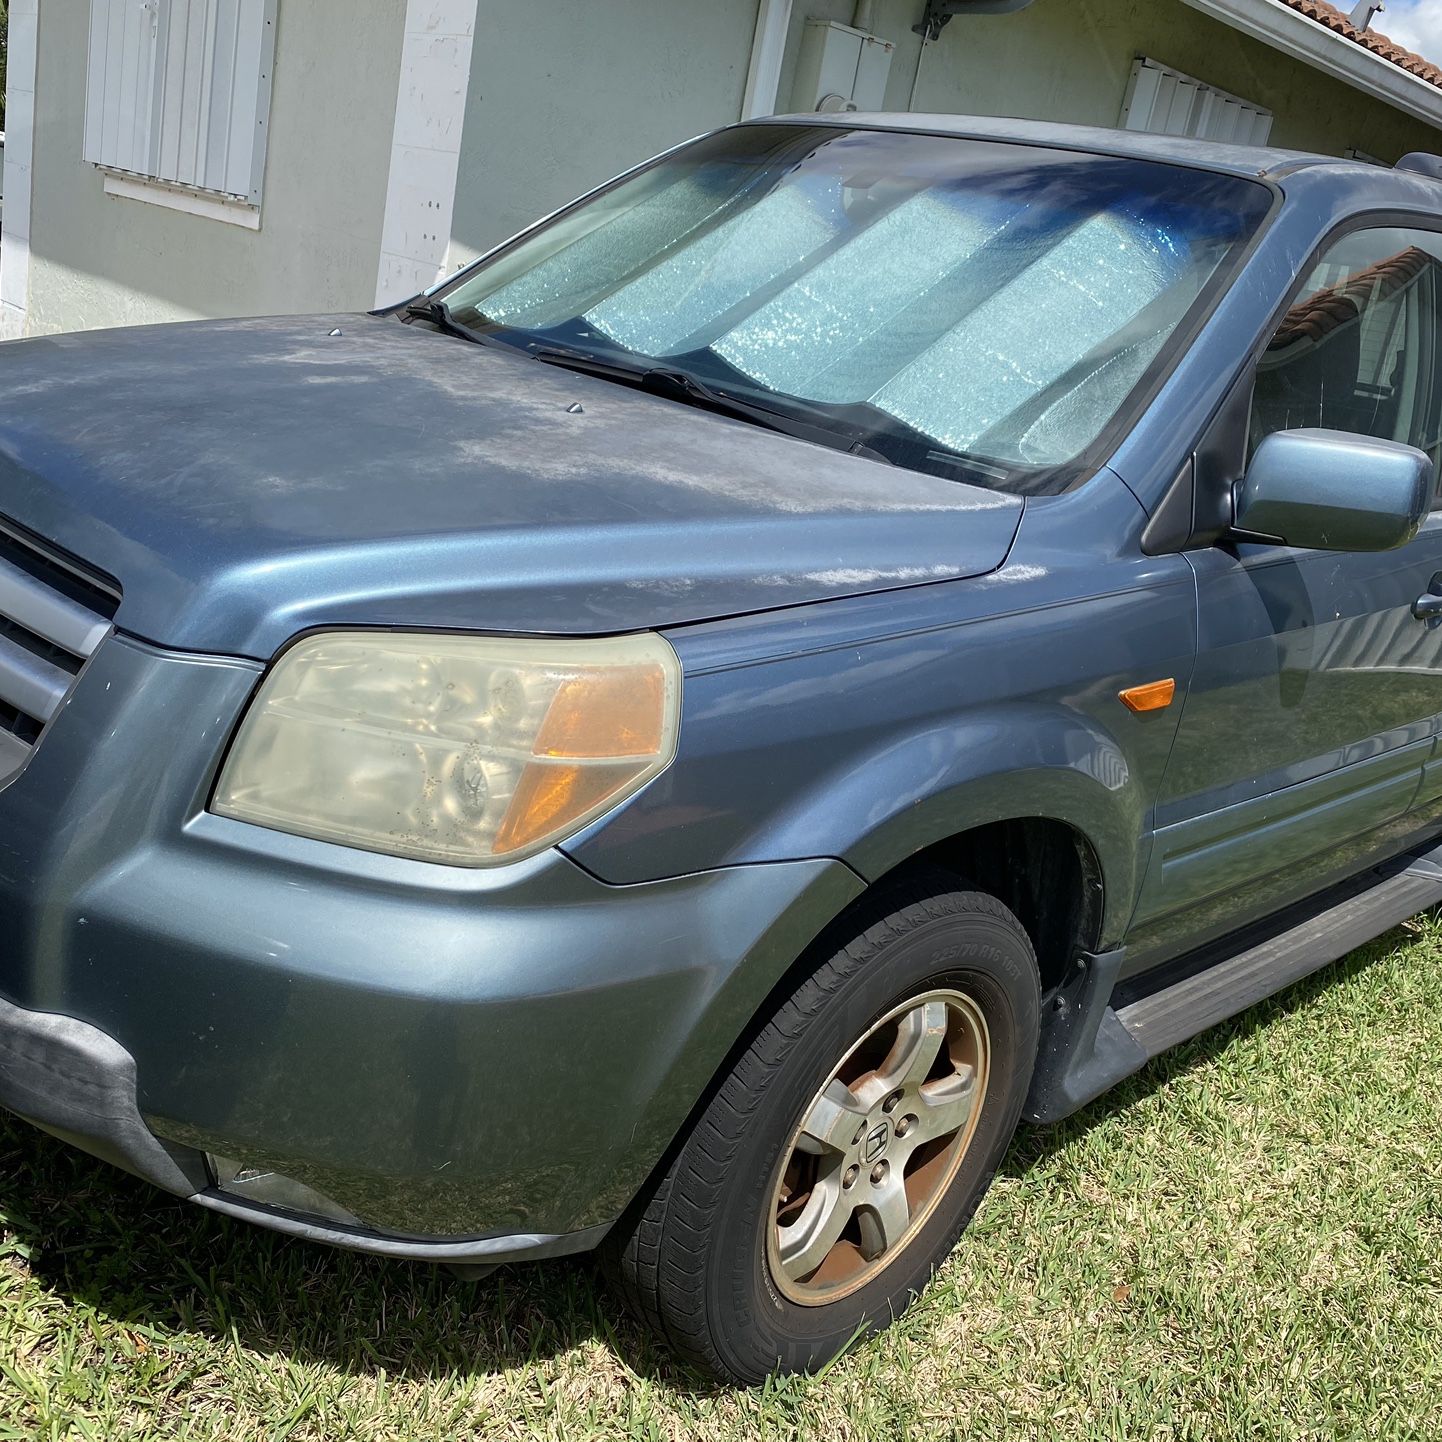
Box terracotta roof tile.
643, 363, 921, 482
1271, 245, 1432, 348
1279, 0, 1442, 90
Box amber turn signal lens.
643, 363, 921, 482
493, 761, 636, 855
533, 665, 668, 758
1118, 678, 1176, 713
492, 660, 678, 855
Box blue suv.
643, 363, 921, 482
3, 115, 1442, 1382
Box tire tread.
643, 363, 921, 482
604, 871, 1038, 1379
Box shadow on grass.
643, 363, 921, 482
0, 927, 1406, 1390
999, 929, 1402, 1178
0, 1127, 690, 1386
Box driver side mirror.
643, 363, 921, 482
1233, 428, 1434, 552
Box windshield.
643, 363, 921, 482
434, 124, 1273, 494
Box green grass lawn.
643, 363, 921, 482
4, 917, 1442, 1441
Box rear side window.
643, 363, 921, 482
1252, 228, 1442, 485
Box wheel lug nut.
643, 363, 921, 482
853, 1125, 866, 1146
870, 1160, 889, 1185
882, 1091, 902, 1113
896, 1115, 914, 1137
843, 1164, 859, 1189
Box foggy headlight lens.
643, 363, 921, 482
212, 631, 681, 865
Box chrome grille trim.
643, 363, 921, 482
0, 528, 115, 787
0, 728, 29, 777
0, 554, 112, 658
0, 632, 72, 723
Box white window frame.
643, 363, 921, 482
1120, 56, 1273, 146
83, 0, 279, 228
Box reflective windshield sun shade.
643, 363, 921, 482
714, 190, 1019, 400
869, 211, 1187, 459
441, 125, 1272, 494
585, 175, 846, 355
475, 173, 743, 330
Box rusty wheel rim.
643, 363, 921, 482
765, 988, 991, 1306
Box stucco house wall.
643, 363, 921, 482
8, 0, 1442, 337
889, 0, 1442, 158
444, 0, 1442, 276
22, 0, 405, 335
449, 0, 762, 265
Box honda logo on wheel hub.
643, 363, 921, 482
863, 1121, 890, 1162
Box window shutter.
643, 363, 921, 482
84, 0, 161, 179
1121, 57, 1273, 147
84, 0, 278, 205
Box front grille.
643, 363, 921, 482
0, 523, 117, 786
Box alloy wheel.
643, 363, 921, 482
766, 988, 991, 1305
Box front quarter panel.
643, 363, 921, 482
565, 472, 1198, 949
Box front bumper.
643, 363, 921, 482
0, 633, 861, 1255
0, 990, 608, 1263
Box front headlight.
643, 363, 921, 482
212, 630, 681, 866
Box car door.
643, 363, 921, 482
1129, 223, 1442, 961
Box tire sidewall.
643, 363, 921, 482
704, 897, 1040, 1380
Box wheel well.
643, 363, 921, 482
883, 818, 1105, 994
609, 817, 1106, 1232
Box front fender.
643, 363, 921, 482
566, 545, 1196, 948
834, 705, 1141, 928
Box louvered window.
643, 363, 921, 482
1121, 56, 1273, 146
84, 0, 278, 208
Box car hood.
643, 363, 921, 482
0, 314, 1023, 659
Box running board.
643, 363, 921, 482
1115, 857, 1442, 1059
1025, 843, 1442, 1123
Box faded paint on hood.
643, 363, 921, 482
0, 313, 1023, 658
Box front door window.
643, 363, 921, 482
1251, 228, 1442, 484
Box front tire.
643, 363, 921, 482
606, 873, 1041, 1383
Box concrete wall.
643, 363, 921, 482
777, 0, 1442, 159
448, 0, 762, 266
24, 0, 406, 334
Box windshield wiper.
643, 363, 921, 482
403, 297, 505, 349
531, 346, 891, 464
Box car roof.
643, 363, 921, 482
759, 111, 1390, 183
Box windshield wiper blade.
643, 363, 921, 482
403, 297, 503, 348
530, 345, 650, 383
531, 347, 891, 464
649, 368, 896, 466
